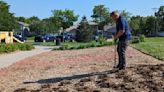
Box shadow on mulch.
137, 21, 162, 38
23, 69, 118, 84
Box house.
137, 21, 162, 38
15, 22, 30, 38
103, 24, 116, 38
65, 21, 98, 37
64, 22, 117, 39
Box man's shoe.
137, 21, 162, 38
118, 67, 126, 70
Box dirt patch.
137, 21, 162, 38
0, 46, 163, 92
13, 64, 164, 92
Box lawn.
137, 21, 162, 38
132, 37, 164, 60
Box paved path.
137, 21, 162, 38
0, 46, 54, 69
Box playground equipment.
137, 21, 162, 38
0, 31, 24, 44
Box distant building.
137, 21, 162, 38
65, 21, 98, 37
64, 22, 117, 39
15, 22, 30, 38
103, 24, 116, 38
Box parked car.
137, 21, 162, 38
13, 34, 26, 42
61, 32, 76, 41
34, 34, 56, 42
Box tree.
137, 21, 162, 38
51, 9, 79, 32
91, 5, 111, 30
129, 16, 141, 35
15, 16, 26, 22
76, 16, 93, 42
155, 6, 164, 31
26, 16, 40, 24
145, 16, 156, 36
27, 16, 43, 35
29, 21, 43, 35
139, 17, 147, 35
0, 1, 18, 31
129, 16, 148, 36
120, 10, 132, 21
51, 9, 78, 42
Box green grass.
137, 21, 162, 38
132, 37, 164, 60
26, 37, 35, 43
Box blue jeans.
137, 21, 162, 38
117, 41, 128, 68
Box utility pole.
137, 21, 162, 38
152, 8, 158, 36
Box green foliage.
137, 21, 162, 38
91, 5, 112, 29
76, 16, 93, 42
0, 43, 34, 54
59, 44, 69, 50
131, 36, 140, 44
0, 1, 18, 31
131, 35, 145, 43
15, 17, 26, 22
77, 45, 86, 49
90, 41, 97, 47
51, 9, 79, 30
129, 16, 146, 36
98, 36, 107, 45
139, 35, 145, 42
54, 40, 113, 50
17, 43, 34, 51
145, 16, 156, 35
155, 6, 164, 31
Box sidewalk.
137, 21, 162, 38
0, 46, 54, 69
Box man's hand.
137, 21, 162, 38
114, 35, 117, 41
113, 35, 117, 43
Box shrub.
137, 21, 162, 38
131, 36, 140, 44
103, 41, 113, 46
76, 16, 93, 42
69, 46, 76, 50
90, 41, 97, 47
85, 43, 92, 48
53, 40, 114, 50
77, 45, 86, 49
139, 35, 145, 42
60, 44, 69, 50
98, 36, 107, 45
0, 43, 34, 54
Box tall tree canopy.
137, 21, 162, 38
0, 1, 18, 31
91, 5, 111, 30
155, 6, 164, 31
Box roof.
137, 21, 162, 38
18, 22, 29, 27
104, 24, 116, 31
65, 21, 98, 32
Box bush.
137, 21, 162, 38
0, 43, 34, 54
77, 45, 86, 49
131, 36, 140, 44
59, 44, 69, 50
103, 41, 113, 46
76, 16, 93, 42
76, 29, 93, 42
139, 35, 145, 42
90, 41, 97, 47
69, 46, 76, 50
53, 39, 114, 51
98, 36, 107, 45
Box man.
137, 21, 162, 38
110, 11, 132, 70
